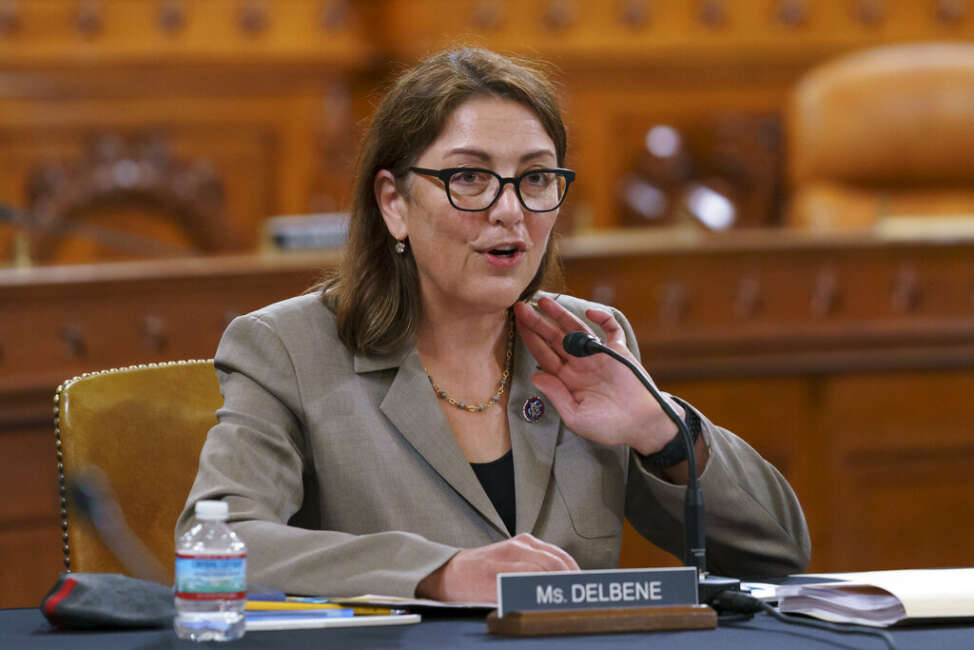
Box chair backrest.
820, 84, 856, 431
786, 42, 974, 228
54, 360, 220, 583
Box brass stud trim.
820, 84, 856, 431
53, 359, 214, 573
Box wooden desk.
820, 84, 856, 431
2, 230, 973, 607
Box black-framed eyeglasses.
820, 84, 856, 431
409, 167, 575, 213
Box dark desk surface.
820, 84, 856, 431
3, 607, 973, 649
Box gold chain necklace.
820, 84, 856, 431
425, 319, 515, 414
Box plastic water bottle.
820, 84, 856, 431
174, 500, 247, 641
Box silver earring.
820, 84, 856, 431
394, 240, 406, 254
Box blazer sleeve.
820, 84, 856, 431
175, 314, 459, 597
608, 307, 812, 577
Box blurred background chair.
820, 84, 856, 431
786, 42, 974, 230
53, 360, 219, 584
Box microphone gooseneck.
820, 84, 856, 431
562, 331, 738, 603
564, 329, 895, 641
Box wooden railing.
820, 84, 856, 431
3, 230, 974, 606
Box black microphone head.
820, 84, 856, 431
563, 331, 600, 357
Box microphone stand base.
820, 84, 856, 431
698, 575, 741, 605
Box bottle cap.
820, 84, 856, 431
194, 500, 229, 521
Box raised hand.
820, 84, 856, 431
415, 533, 579, 603
513, 297, 682, 456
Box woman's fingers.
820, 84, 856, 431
515, 298, 595, 361
514, 301, 569, 355
530, 372, 578, 419
512, 533, 581, 571
517, 320, 564, 374
529, 298, 629, 355
482, 535, 578, 574
534, 297, 595, 344
425, 535, 580, 601
585, 307, 627, 348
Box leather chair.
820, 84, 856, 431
786, 42, 974, 229
53, 360, 220, 585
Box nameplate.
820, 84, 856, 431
496, 567, 698, 617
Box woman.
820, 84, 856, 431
177, 48, 810, 602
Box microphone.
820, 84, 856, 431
562, 331, 739, 604
561, 331, 603, 357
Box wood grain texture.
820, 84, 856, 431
486, 605, 716, 636
2, 0, 974, 607
3, 232, 974, 604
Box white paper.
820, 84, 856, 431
803, 568, 974, 619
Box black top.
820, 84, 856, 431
470, 449, 516, 536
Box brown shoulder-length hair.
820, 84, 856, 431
317, 47, 567, 355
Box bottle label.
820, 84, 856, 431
174, 554, 247, 600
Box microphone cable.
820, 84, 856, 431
712, 590, 897, 650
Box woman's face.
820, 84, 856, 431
377, 96, 560, 319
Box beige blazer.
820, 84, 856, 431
177, 292, 810, 597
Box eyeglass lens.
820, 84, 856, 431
448, 170, 568, 211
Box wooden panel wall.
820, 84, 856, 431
381, 1, 974, 232
3, 1, 974, 266
558, 230, 974, 573
2, 0, 974, 608
0, 0, 376, 265
3, 233, 974, 606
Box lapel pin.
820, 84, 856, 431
522, 396, 545, 423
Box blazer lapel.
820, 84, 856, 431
508, 335, 560, 535
362, 347, 509, 536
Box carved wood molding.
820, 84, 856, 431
25, 132, 228, 259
